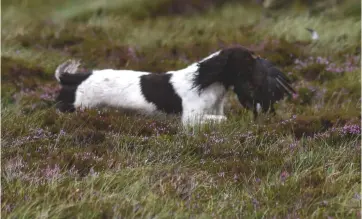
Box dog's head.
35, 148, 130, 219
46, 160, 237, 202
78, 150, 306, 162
195, 46, 257, 89
195, 46, 295, 115
195, 46, 263, 106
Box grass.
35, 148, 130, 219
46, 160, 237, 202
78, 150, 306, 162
1, 0, 361, 218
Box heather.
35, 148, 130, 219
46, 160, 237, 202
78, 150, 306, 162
1, 0, 361, 218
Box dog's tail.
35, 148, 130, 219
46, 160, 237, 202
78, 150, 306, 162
55, 59, 92, 86
55, 59, 92, 112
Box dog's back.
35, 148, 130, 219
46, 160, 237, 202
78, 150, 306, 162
55, 60, 156, 113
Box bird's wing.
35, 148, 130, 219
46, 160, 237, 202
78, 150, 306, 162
253, 57, 295, 100
245, 56, 296, 113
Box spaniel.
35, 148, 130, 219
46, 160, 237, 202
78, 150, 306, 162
55, 46, 295, 126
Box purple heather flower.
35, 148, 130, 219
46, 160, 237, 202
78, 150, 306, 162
252, 198, 259, 209
59, 129, 66, 136
127, 47, 139, 61
40, 93, 52, 101
4, 204, 14, 213
30, 128, 53, 140
307, 86, 317, 92
312, 124, 360, 140
89, 167, 99, 177
233, 174, 239, 182
43, 164, 61, 180
280, 171, 290, 182
289, 141, 298, 149
341, 124, 361, 135
354, 193, 361, 200
293, 55, 359, 76
316, 56, 329, 64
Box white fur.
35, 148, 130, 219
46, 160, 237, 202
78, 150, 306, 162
75, 70, 158, 115
58, 52, 231, 127
167, 61, 227, 125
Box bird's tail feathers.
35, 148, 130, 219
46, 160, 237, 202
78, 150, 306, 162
269, 67, 296, 96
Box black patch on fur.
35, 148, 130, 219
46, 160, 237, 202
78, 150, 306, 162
140, 73, 182, 114
56, 72, 92, 112
193, 46, 256, 92
56, 85, 77, 112
58, 72, 92, 86
193, 46, 296, 118
233, 82, 255, 109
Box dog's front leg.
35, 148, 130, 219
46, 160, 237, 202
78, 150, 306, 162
202, 114, 227, 123
182, 113, 227, 127
215, 97, 226, 116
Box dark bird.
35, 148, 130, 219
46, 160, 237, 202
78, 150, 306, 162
230, 48, 296, 118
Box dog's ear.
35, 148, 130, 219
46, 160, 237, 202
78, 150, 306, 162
194, 50, 231, 91
227, 47, 256, 80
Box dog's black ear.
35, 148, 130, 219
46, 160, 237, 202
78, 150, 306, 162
193, 50, 230, 91
194, 46, 259, 91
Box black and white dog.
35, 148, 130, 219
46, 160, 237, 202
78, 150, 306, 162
55, 46, 295, 126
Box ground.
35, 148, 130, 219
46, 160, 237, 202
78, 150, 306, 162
1, 0, 361, 218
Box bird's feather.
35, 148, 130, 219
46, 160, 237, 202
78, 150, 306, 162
238, 55, 296, 116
